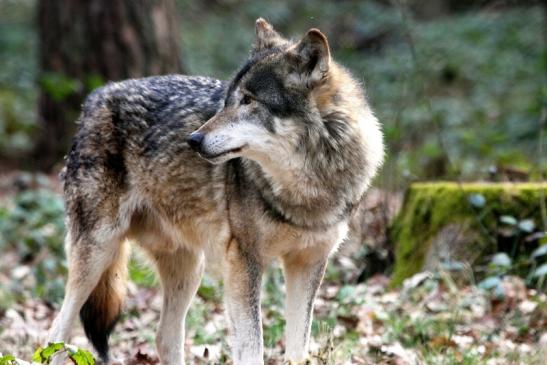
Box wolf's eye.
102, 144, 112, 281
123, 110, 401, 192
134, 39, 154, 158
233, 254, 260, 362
241, 94, 253, 105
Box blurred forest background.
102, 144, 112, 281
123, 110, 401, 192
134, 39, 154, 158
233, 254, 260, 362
0, 0, 546, 364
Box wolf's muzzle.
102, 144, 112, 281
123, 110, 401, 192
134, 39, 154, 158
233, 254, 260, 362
187, 132, 204, 152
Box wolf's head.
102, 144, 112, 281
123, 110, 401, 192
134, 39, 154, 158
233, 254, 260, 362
187, 18, 336, 164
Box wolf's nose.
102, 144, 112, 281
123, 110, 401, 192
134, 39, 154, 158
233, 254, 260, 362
187, 132, 204, 152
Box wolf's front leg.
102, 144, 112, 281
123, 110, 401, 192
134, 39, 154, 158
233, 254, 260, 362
281, 249, 329, 363
224, 240, 264, 365
154, 247, 204, 365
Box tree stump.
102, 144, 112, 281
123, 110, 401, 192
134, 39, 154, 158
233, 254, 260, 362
390, 182, 547, 286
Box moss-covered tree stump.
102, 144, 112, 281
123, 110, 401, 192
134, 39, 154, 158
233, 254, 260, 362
390, 182, 547, 286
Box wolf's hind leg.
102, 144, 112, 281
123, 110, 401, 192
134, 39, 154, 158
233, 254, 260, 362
153, 247, 204, 365
48, 228, 127, 363
281, 248, 329, 363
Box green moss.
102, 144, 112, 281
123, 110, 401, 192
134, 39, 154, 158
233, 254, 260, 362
390, 182, 547, 286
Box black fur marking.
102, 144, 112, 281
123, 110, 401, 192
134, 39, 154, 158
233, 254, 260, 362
64, 135, 98, 183
226, 59, 256, 103
302, 261, 326, 343
256, 188, 295, 226
230, 158, 349, 230
251, 170, 326, 230
253, 107, 276, 134
305, 52, 320, 75
228, 158, 248, 199
104, 150, 126, 185
229, 159, 290, 226
225, 48, 284, 105
245, 67, 301, 118
105, 107, 127, 189
73, 197, 96, 239
79, 300, 120, 363
263, 114, 276, 134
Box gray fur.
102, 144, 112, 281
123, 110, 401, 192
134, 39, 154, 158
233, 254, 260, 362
49, 19, 384, 365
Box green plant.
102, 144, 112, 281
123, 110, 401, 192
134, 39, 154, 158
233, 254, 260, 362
476, 215, 547, 294
0, 354, 17, 365
33, 342, 94, 365
0, 343, 94, 365
0, 183, 67, 303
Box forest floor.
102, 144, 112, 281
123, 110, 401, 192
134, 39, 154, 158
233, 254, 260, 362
0, 172, 546, 364
2, 269, 546, 364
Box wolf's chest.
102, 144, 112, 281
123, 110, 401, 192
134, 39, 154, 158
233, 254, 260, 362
253, 216, 350, 260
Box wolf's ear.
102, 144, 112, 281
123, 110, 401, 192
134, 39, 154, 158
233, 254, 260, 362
287, 29, 331, 88
253, 18, 286, 52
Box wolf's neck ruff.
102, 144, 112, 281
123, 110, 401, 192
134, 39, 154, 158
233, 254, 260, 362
229, 122, 368, 230
218, 53, 381, 230
226, 106, 370, 230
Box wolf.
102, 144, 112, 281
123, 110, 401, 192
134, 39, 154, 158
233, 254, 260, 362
47, 18, 384, 365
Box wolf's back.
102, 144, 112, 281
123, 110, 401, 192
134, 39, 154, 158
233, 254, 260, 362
63, 75, 226, 185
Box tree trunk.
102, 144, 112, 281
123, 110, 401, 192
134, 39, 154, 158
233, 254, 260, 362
34, 0, 183, 171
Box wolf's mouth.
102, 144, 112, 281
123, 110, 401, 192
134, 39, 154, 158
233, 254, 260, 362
199, 145, 247, 160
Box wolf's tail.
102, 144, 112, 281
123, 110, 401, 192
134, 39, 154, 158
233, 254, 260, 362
79, 240, 129, 362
